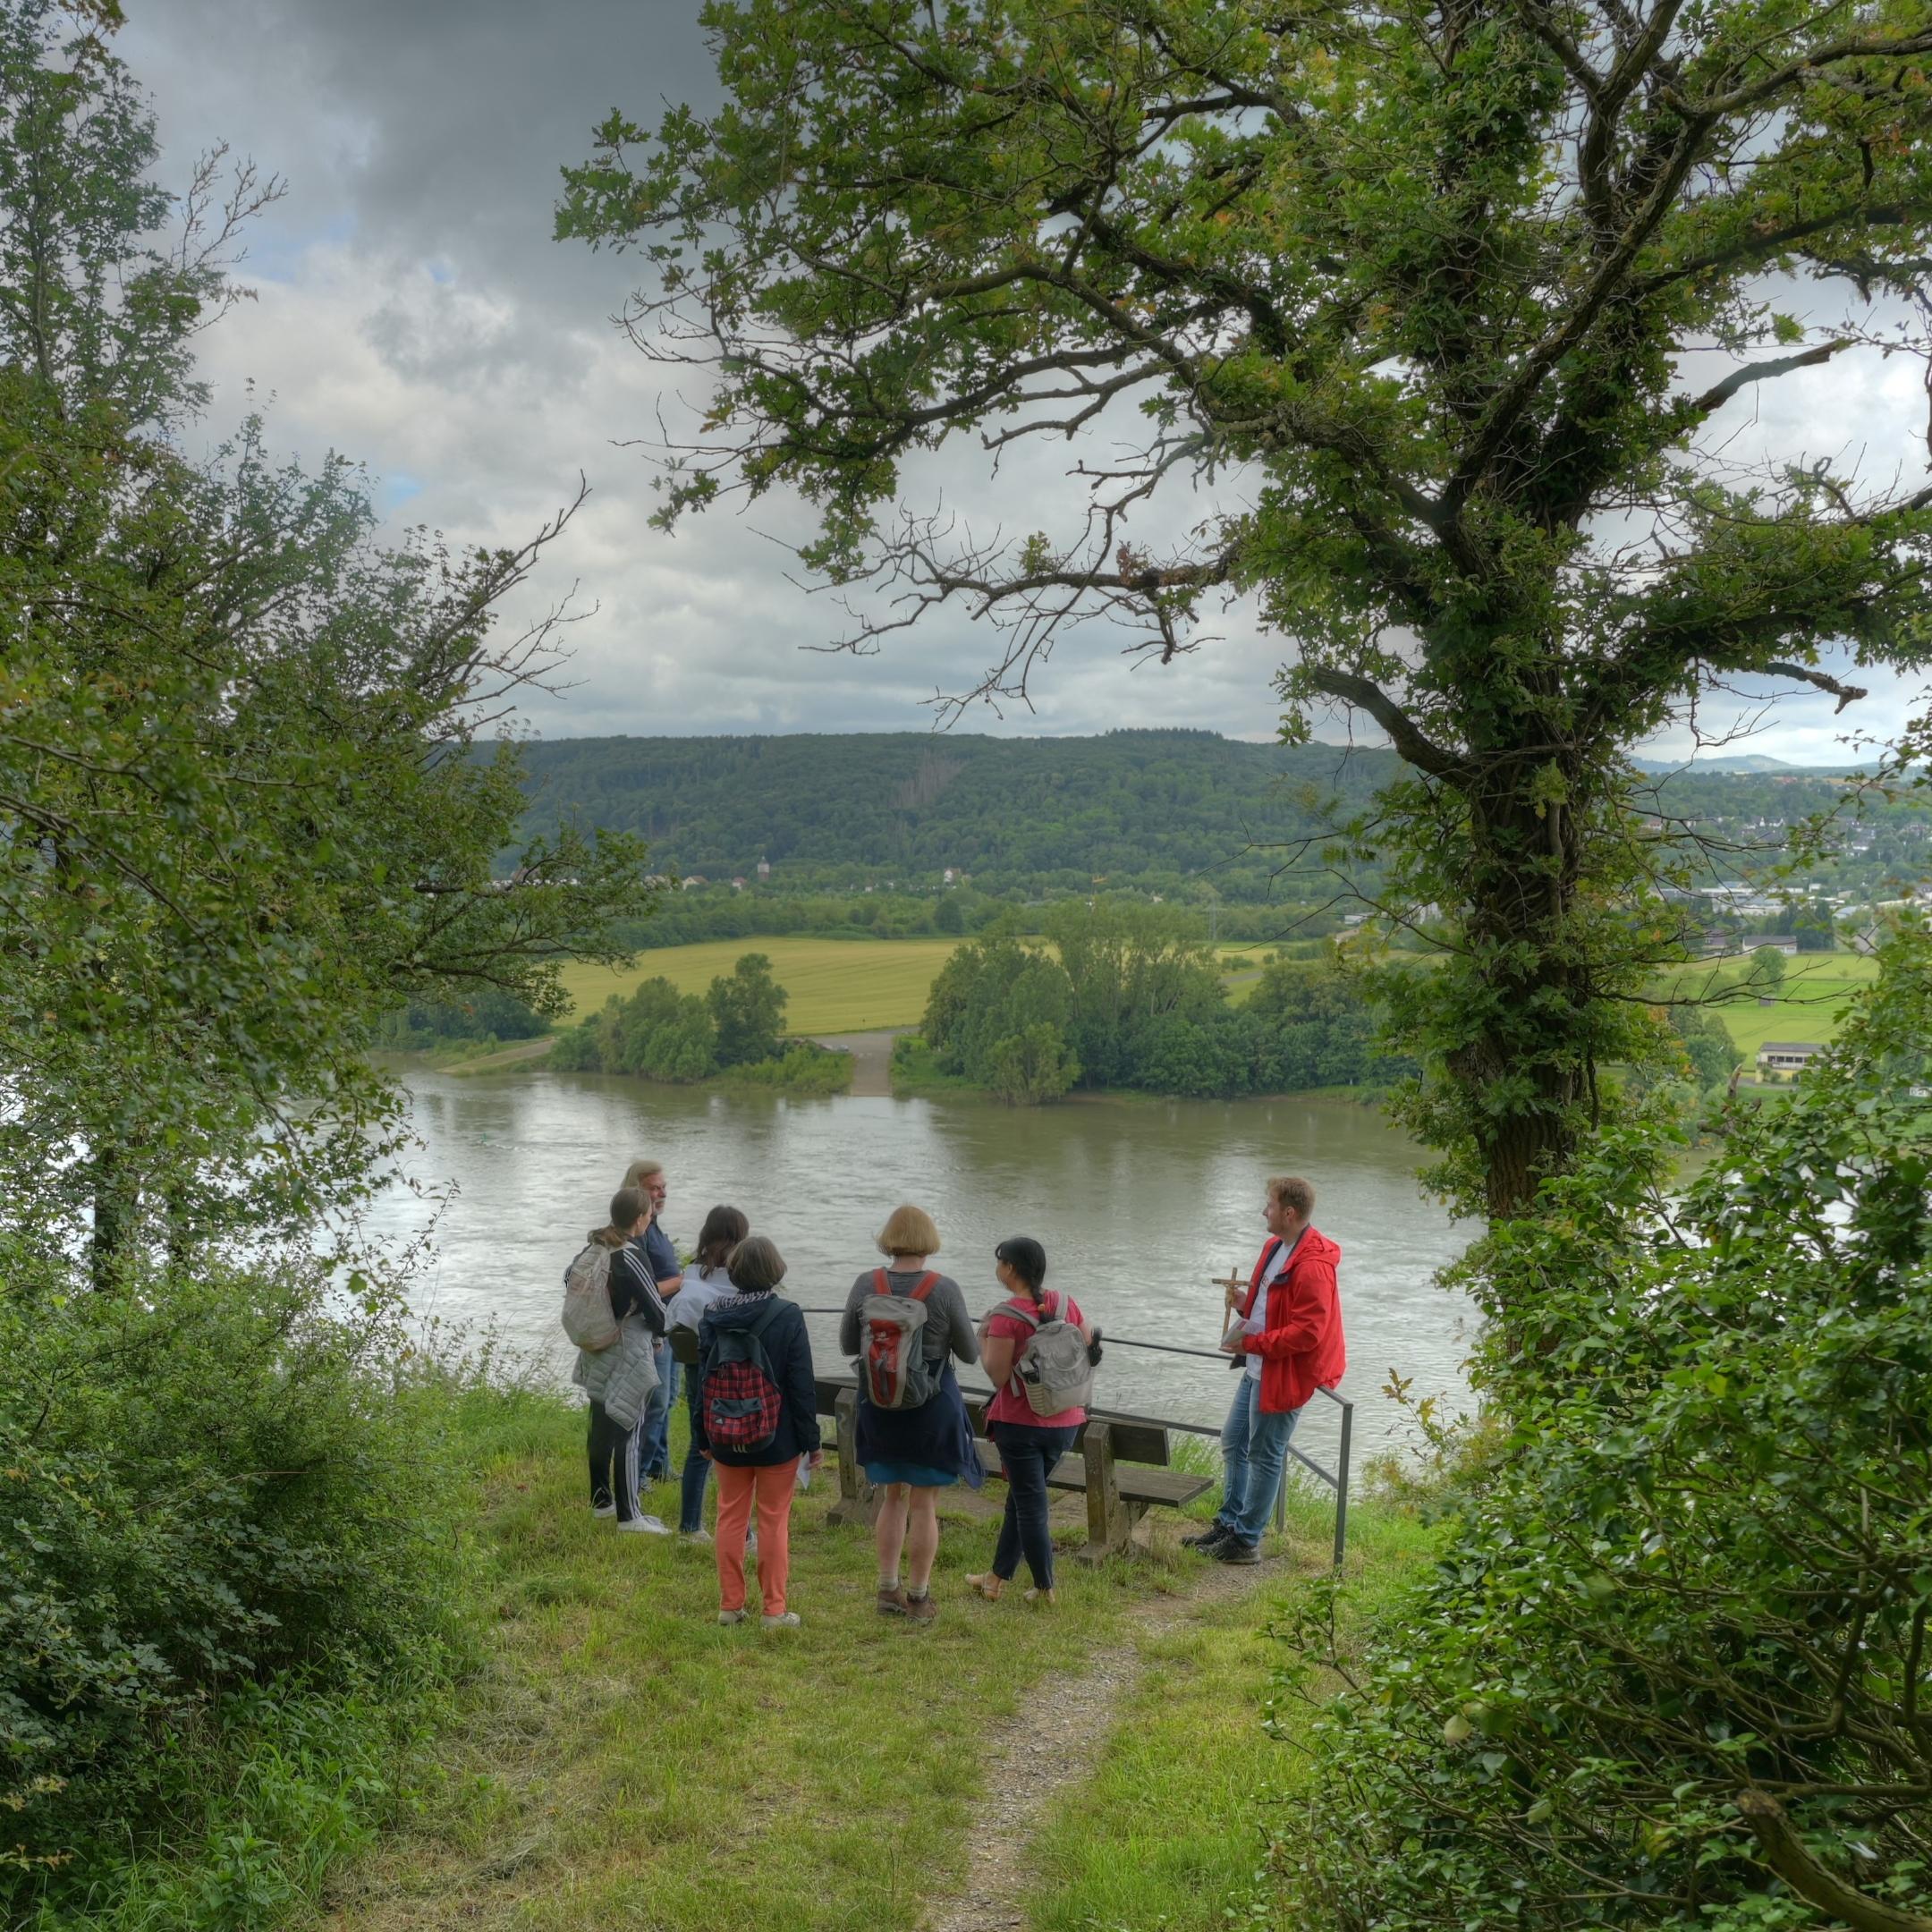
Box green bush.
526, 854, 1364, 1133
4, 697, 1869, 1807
1271, 932, 1932, 1930
720, 1041, 855, 1093
0, 1250, 469, 1908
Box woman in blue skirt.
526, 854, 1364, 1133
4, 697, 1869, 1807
839, 1203, 981, 1623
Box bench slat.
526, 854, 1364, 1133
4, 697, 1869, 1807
971, 1439, 1212, 1508
816, 1375, 1172, 1468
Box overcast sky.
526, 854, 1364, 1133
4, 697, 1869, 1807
123, 0, 1928, 763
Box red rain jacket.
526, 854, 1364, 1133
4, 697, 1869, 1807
1237, 1228, 1345, 1415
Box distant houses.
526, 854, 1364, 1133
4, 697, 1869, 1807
1756, 1040, 1824, 1079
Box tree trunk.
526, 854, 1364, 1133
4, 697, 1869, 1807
89, 1143, 136, 1291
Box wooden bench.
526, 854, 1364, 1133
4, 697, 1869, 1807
811, 1373, 1212, 1561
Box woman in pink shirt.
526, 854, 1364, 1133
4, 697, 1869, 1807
966, 1237, 1092, 1606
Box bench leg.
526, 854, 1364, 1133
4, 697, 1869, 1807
825, 1387, 879, 1528
1079, 1421, 1135, 1562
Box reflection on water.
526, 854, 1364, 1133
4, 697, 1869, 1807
370, 1071, 1479, 1482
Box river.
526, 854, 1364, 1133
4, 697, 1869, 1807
374, 1068, 1479, 1483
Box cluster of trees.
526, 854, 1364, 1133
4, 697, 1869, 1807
608, 883, 1006, 950
911, 902, 1410, 1102
0, 4, 646, 1908
553, 953, 850, 1093
374, 989, 551, 1049
517, 733, 1927, 942
518, 730, 1400, 904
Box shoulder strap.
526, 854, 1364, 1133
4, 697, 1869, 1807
909, 1271, 939, 1302
1004, 1298, 1042, 1332
872, 1267, 890, 1296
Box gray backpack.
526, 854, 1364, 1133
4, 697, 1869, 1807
1005, 1292, 1094, 1417
561, 1241, 620, 1351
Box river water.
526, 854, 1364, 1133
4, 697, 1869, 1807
374, 1069, 1479, 1482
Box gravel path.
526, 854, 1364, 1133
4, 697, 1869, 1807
920, 1556, 1277, 1932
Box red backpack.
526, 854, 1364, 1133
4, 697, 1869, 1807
856, 1269, 941, 1410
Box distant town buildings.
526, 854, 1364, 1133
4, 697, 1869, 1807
1757, 1041, 1824, 1078
757, 858, 771, 880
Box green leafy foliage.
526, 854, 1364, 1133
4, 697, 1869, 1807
1271, 929, 1932, 1930
0, 1246, 468, 1900
917, 902, 1412, 1098
706, 951, 786, 1065
550, 953, 852, 1092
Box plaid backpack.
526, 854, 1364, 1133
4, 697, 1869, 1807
699, 1299, 785, 1453
856, 1268, 940, 1410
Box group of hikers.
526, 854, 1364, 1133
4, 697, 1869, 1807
562, 1159, 1346, 1629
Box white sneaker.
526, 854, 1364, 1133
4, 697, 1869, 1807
717, 1608, 747, 1625
761, 1611, 801, 1630
680, 1529, 714, 1546
617, 1514, 671, 1536
592, 1502, 616, 1518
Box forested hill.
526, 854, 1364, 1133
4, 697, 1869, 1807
514, 731, 1402, 897
514, 731, 1902, 904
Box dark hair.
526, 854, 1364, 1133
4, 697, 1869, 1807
593, 1185, 648, 1244
996, 1236, 1048, 1305
728, 1234, 786, 1293
695, 1204, 750, 1271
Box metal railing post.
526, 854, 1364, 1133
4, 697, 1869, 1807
1333, 1397, 1353, 1570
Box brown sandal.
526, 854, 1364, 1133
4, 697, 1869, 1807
965, 1572, 1004, 1600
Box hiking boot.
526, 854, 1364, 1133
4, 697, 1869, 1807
717, 1608, 747, 1625
1216, 1537, 1262, 1566
877, 1584, 911, 1616
1181, 1524, 1228, 1551
761, 1611, 802, 1631
902, 1590, 939, 1623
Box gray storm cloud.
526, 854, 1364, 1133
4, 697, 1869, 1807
121, 0, 1925, 758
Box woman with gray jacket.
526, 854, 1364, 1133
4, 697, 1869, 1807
571, 1187, 671, 1534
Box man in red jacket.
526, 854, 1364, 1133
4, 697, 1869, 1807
1187, 1174, 1345, 1564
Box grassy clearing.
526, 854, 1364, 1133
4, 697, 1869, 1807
1028, 1486, 1437, 1932
557, 936, 962, 1034
318, 1393, 1430, 1932
1657, 952, 1879, 1057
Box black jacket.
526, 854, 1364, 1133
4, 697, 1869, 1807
694, 1292, 822, 1468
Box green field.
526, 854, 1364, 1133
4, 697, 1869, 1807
1660, 953, 1879, 1059
557, 936, 966, 1034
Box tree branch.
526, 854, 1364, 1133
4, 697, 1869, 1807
1688, 340, 1852, 419
1762, 661, 1870, 712
1304, 670, 1469, 779
1736, 1792, 1932, 1932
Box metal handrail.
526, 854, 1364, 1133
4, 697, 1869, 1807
793, 1302, 1355, 1568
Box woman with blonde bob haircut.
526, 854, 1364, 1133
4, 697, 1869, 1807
839, 1204, 981, 1622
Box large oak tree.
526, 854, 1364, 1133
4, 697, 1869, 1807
561, 0, 1932, 1223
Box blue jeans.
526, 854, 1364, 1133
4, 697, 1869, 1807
1216, 1375, 1301, 1545
679, 1373, 713, 1534
988, 1419, 1080, 1589
641, 1344, 677, 1481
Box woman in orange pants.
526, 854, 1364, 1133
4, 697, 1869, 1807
693, 1235, 822, 1628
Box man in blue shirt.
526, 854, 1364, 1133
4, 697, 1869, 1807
623, 1158, 685, 1484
